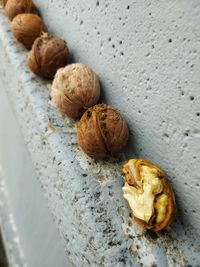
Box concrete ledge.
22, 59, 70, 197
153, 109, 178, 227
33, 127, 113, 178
0, 6, 200, 267
0, 175, 26, 267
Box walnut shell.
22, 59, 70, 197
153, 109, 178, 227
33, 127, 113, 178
5, 0, 38, 21
28, 33, 70, 79
11, 14, 47, 49
122, 159, 176, 232
51, 63, 100, 118
77, 104, 129, 159
0, 0, 8, 7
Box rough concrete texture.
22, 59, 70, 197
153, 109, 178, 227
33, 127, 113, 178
0, 0, 200, 266
0, 77, 72, 267
34, 0, 200, 230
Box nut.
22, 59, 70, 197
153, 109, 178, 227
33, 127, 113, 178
28, 33, 70, 79
122, 159, 176, 232
0, 0, 8, 7
5, 0, 39, 21
51, 63, 100, 118
11, 14, 48, 49
77, 103, 129, 159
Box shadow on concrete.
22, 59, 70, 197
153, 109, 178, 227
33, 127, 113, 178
0, 230, 8, 267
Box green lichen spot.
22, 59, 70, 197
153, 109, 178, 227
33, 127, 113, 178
99, 112, 107, 121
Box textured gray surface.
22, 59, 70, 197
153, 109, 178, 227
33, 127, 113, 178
0, 0, 200, 266
0, 39, 72, 267
0, 231, 8, 267
35, 0, 200, 231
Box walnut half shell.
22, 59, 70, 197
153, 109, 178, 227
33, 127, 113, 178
77, 104, 129, 159
122, 159, 176, 232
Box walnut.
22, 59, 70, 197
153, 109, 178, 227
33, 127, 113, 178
0, 0, 8, 7
5, 0, 39, 21
28, 33, 70, 79
77, 104, 129, 159
122, 159, 176, 232
11, 14, 48, 49
51, 63, 100, 118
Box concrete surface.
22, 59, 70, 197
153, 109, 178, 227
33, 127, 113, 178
0, 48, 73, 267
35, 0, 200, 231
0, 0, 200, 266
0, 231, 8, 267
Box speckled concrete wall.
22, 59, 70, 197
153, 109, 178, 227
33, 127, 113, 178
34, 0, 200, 234
0, 0, 200, 266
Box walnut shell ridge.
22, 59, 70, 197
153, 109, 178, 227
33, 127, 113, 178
5, 0, 38, 21
11, 14, 48, 49
77, 103, 129, 159
28, 33, 70, 79
51, 63, 100, 118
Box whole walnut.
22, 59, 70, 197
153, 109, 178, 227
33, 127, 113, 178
28, 33, 70, 79
5, 0, 39, 21
0, 0, 8, 7
51, 63, 100, 118
11, 14, 48, 49
77, 104, 129, 159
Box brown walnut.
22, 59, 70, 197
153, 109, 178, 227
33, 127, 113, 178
51, 63, 100, 118
0, 0, 8, 7
11, 14, 48, 49
77, 104, 129, 159
28, 33, 70, 79
5, 0, 39, 21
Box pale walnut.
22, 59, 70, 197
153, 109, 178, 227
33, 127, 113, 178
51, 63, 100, 118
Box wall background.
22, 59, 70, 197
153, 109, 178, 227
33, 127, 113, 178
34, 0, 200, 231
0, 0, 200, 266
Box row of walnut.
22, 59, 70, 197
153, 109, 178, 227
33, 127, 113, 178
2, 0, 129, 160
0, 0, 176, 232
